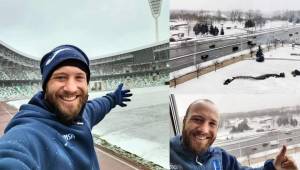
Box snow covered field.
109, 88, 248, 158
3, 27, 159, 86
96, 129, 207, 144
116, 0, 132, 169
8, 85, 169, 168
171, 20, 293, 41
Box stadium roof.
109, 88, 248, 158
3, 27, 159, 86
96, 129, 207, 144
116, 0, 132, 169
0, 39, 168, 62
92, 40, 168, 60
0, 40, 38, 62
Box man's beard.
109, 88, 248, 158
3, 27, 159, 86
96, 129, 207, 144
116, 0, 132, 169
45, 91, 88, 125
182, 126, 215, 155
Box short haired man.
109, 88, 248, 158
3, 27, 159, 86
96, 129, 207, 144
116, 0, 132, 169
0, 45, 132, 170
170, 99, 298, 170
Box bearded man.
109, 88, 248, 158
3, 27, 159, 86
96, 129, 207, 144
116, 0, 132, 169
0, 45, 132, 170
170, 99, 298, 170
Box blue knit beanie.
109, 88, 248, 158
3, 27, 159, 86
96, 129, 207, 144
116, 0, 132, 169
40, 45, 90, 91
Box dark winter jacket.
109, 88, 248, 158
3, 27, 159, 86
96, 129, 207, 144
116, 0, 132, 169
0, 91, 116, 170
170, 135, 275, 170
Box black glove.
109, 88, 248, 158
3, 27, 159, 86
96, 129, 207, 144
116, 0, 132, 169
108, 83, 132, 107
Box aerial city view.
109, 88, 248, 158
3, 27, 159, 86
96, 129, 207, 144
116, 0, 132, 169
170, 0, 300, 168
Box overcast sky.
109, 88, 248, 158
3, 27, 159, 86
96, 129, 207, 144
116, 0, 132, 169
0, 0, 169, 59
171, 0, 300, 12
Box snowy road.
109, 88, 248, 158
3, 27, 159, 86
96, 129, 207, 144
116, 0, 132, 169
170, 24, 300, 71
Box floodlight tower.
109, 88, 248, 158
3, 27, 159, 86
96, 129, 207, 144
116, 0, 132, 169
148, 0, 162, 42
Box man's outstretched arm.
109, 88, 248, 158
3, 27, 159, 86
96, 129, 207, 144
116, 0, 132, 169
84, 83, 132, 128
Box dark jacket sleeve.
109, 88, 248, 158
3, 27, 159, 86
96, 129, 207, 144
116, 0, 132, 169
84, 95, 116, 128
0, 127, 41, 170
221, 148, 275, 170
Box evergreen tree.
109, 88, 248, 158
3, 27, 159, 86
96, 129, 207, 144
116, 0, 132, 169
245, 19, 255, 28
290, 118, 298, 127
214, 26, 219, 36
200, 24, 206, 35
204, 24, 209, 34
209, 25, 214, 35
230, 119, 252, 133
256, 45, 264, 62
193, 23, 201, 35
220, 27, 224, 35
277, 116, 290, 126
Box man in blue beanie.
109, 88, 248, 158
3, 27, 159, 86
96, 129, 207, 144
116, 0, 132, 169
170, 99, 298, 170
0, 45, 132, 170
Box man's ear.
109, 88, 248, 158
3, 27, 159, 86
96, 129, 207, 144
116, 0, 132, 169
183, 116, 187, 125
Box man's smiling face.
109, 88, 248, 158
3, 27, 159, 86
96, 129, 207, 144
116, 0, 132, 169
45, 65, 88, 124
182, 100, 219, 154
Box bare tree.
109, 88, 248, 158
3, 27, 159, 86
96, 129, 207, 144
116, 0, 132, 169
237, 10, 243, 23
197, 10, 207, 22
245, 10, 254, 20
216, 10, 222, 22
230, 10, 243, 23
253, 10, 266, 28
230, 10, 238, 22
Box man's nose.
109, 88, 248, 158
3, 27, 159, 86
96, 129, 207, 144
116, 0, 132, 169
198, 122, 210, 134
63, 78, 77, 93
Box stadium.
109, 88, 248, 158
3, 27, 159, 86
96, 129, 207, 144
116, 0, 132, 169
0, 40, 169, 101
0, 40, 170, 169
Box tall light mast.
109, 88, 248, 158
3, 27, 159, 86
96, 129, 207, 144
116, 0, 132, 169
148, 0, 162, 42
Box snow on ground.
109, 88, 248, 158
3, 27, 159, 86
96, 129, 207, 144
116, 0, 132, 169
8, 86, 169, 168
91, 86, 169, 168
171, 20, 293, 41
171, 44, 300, 115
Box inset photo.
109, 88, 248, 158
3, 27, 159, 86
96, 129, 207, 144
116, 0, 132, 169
170, 0, 300, 169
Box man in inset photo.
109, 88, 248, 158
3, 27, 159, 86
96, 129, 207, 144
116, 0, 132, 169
170, 99, 298, 170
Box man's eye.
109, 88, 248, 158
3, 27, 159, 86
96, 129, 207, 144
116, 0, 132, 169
192, 118, 203, 123
210, 122, 217, 127
76, 76, 86, 81
54, 76, 66, 81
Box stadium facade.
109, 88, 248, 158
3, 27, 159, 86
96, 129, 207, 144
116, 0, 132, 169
0, 40, 169, 101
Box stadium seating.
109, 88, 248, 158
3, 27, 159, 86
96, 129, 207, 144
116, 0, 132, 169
0, 84, 40, 101
0, 41, 169, 101
89, 73, 168, 91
